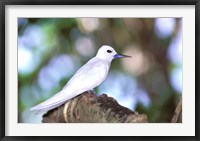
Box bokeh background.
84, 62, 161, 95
18, 18, 182, 123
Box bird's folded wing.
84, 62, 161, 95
64, 58, 109, 90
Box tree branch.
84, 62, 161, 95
171, 96, 182, 123
42, 92, 148, 123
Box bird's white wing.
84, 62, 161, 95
30, 58, 109, 113
65, 58, 109, 90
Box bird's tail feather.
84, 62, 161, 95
32, 101, 66, 114
30, 88, 77, 114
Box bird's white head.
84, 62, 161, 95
96, 45, 131, 62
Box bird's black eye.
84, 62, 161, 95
107, 50, 112, 53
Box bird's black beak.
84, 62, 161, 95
114, 54, 132, 59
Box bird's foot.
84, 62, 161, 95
87, 90, 95, 95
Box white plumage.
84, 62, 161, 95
30, 45, 131, 113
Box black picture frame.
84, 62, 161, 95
0, 0, 199, 141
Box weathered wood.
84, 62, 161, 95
42, 92, 148, 123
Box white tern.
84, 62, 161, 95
30, 45, 131, 113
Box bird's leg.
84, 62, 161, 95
87, 90, 95, 95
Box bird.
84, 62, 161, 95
30, 45, 131, 114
